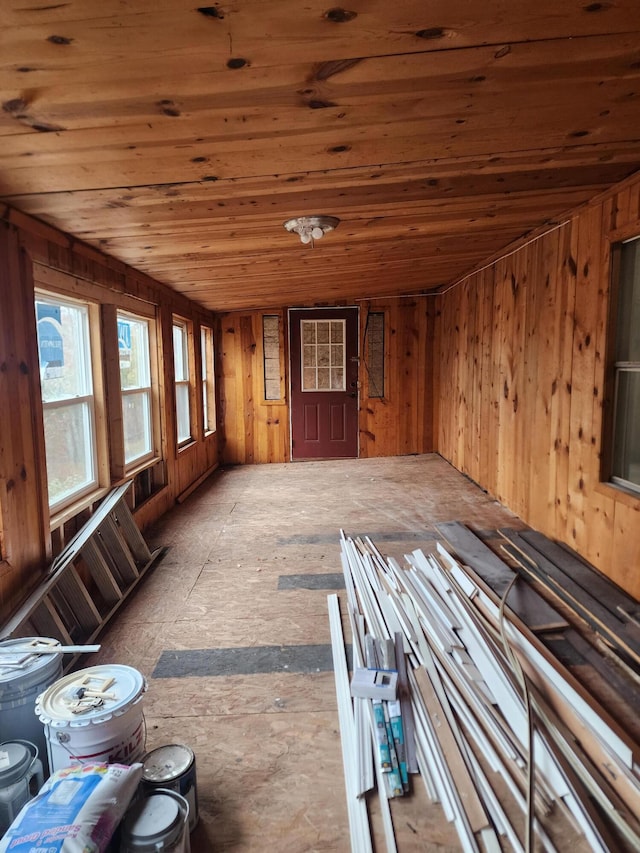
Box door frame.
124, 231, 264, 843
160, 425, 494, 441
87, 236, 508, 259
287, 306, 360, 461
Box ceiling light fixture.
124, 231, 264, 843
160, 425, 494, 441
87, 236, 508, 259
283, 215, 340, 245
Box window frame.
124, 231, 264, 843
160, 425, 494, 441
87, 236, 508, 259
117, 310, 156, 470
201, 325, 217, 435
604, 233, 640, 496
35, 289, 105, 515
173, 316, 194, 448
262, 314, 285, 402
364, 310, 386, 399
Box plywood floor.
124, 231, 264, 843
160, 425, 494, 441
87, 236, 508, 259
90, 454, 590, 852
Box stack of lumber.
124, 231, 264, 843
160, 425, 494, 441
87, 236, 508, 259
499, 528, 640, 673
329, 524, 640, 853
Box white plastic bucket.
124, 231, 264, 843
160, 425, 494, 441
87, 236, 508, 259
0, 638, 63, 773
35, 664, 146, 773
120, 789, 190, 853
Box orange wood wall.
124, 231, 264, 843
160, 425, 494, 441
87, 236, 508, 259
0, 210, 218, 623
436, 175, 640, 598
218, 299, 436, 465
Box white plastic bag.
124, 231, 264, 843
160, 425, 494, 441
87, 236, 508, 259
0, 762, 142, 852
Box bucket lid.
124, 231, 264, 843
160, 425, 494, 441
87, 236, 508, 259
0, 741, 33, 787
0, 638, 63, 684
142, 744, 194, 783
36, 664, 145, 726
122, 792, 184, 849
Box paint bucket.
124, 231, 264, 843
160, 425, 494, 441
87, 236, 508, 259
35, 664, 146, 773
0, 740, 44, 834
0, 637, 63, 774
119, 789, 190, 852
141, 744, 199, 832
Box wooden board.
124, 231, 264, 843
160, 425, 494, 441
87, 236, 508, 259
499, 529, 640, 668
435, 522, 568, 632
516, 529, 640, 622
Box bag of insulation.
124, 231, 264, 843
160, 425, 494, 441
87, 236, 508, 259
0, 762, 142, 852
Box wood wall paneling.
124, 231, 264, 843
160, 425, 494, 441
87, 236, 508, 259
217, 311, 290, 466
0, 210, 219, 625
218, 299, 435, 466
0, 223, 49, 616
437, 174, 640, 598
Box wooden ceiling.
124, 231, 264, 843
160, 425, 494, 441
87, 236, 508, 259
2, 1, 640, 312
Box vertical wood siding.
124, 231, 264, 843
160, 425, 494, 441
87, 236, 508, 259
437, 175, 640, 597
0, 211, 218, 622
218, 299, 435, 465
217, 311, 290, 465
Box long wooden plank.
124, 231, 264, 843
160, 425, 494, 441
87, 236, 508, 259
566, 629, 640, 721
515, 529, 640, 622
435, 522, 567, 632
499, 530, 640, 667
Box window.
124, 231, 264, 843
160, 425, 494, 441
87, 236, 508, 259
118, 312, 153, 467
301, 319, 345, 391
35, 294, 98, 511
263, 315, 281, 400
610, 236, 640, 493
173, 318, 192, 445
201, 326, 216, 433
365, 312, 385, 398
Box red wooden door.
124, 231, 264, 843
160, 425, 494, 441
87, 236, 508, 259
289, 307, 359, 460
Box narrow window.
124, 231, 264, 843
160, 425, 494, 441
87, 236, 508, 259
263, 315, 281, 400
365, 312, 385, 398
35, 294, 98, 511
610, 236, 640, 493
201, 325, 216, 433
118, 311, 154, 468
173, 318, 192, 445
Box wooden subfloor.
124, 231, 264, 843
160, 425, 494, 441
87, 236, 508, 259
90, 454, 590, 852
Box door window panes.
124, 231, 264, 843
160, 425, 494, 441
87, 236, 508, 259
301, 319, 345, 391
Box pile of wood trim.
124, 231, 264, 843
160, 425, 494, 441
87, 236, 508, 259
329, 525, 640, 852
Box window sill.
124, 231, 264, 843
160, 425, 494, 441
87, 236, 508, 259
177, 439, 197, 454
122, 455, 163, 481
594, 480, 640, 509
49, 485, 112, 531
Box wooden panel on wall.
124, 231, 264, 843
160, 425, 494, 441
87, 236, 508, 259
217, 311, 289, 465
218, 298, 435, 465
436, 172, 640, 598
0, 222, 49, 617
0, 208, 219, 626
359, 298, 434, 459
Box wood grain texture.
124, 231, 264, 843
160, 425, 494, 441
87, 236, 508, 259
218, 299, 435, 465
1, 3, 640, 311
437, 172, 640, 599
0, 213, 218, 625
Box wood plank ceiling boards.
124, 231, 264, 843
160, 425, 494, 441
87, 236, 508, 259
2, 2, 640, 311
